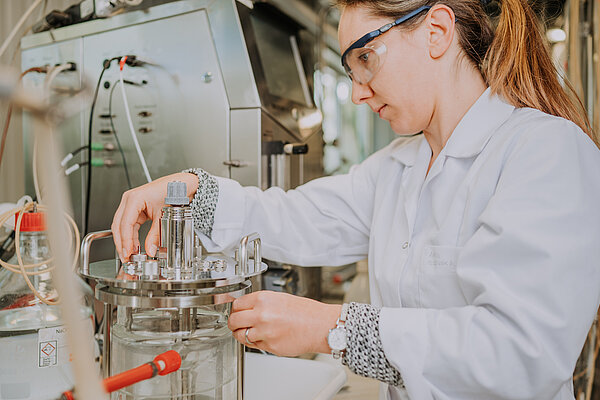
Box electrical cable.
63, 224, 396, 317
118, 57, 152, 183
109, 80, 133, 189
85, 57, 118, 234
60, 145, 88, 167
44, 63, 74, 94
0, 0, 45, 60
31, 64, 73, 204
65, 161, 89, 176
0, 67, 47, 171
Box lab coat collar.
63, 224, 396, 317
443, 87, 515, 159
389, 134, 424, 166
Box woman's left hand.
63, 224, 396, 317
228, 291, 342, 357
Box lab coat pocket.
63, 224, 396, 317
418, 245, 467, 308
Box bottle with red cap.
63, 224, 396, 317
0, 207, 94, 400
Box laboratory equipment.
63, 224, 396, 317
20, 0, 322, 291
0, 204, 94, 400
81, 182, 267, 399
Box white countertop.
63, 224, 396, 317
245, 352, 347, 400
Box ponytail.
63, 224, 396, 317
483, 0, 595, 143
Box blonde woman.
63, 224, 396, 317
112, 0, 600, 398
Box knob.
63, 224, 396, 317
164, 181, 189, 206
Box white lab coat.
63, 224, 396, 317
200, 89, 600, 399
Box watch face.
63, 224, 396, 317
327, 327, 347, 351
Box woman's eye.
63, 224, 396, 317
358, 52, 370, 63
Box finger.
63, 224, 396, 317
228, 309, 256, 332
232, 328, 261, 349
232, 292, 261, 312
111, 193, 129, 262
119, 195, 149, 261
133, 222, 141, 253
145, 217, 161, 257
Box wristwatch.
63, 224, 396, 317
327, 303, 349, 359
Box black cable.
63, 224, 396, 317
61, 144, 88, 167
109, 80, 132, 189
69, 145, 88, 156
85, 58, 117, 235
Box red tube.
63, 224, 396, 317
103, 363, 155, 393
103, 350, 181, 392
60, 350, 181, 399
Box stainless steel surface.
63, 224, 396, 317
229, 108, 261, 186
80, 232, 268, 287
95, 280, 251, 308
81, 229, 112, 274
103, 302, 112, 378
236, 232, 261, 276
160, 205, 195, 279
237, 342, 245, 400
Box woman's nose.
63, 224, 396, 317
351, 80, 374, 105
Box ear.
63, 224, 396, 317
426, 5, 456, 59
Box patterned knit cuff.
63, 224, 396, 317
182, 168, 219, 238
342, 302, 405, 387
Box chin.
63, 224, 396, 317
389, 120, 421, 136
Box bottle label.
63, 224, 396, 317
38, 325, 69, 368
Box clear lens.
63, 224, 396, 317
343, 41, 387, 85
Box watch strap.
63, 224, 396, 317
330, 303, 350, 359
339, 302, 349, 323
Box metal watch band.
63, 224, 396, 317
331, 303, 350, 359
340, 302, 349, 323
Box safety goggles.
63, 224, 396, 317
341, 5, 432, 84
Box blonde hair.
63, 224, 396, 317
337, 0, 595, 143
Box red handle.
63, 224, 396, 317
103, 363, 154, 393
60, 350, 181, 399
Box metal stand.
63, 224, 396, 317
237, 343, 245, 400
103, 303, 112, 379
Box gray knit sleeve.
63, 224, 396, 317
182, 168, 219, 238
342, 302, 405, 387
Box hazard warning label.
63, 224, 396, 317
38, 325, 67, 368
39, 340, 57, 367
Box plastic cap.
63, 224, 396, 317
164, 181, 189, 205
154, 350, 182, 375
15, 212, 46, 232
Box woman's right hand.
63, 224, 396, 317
111, 172, 199, 262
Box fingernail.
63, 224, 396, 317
122, 248, 128, 260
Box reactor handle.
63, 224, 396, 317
80, 229, 113, 274
236, 232, 262, 276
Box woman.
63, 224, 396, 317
111, 0, 600, 398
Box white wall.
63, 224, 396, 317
0, 0, 73, 202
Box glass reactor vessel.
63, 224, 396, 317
81, 181, 266, 400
